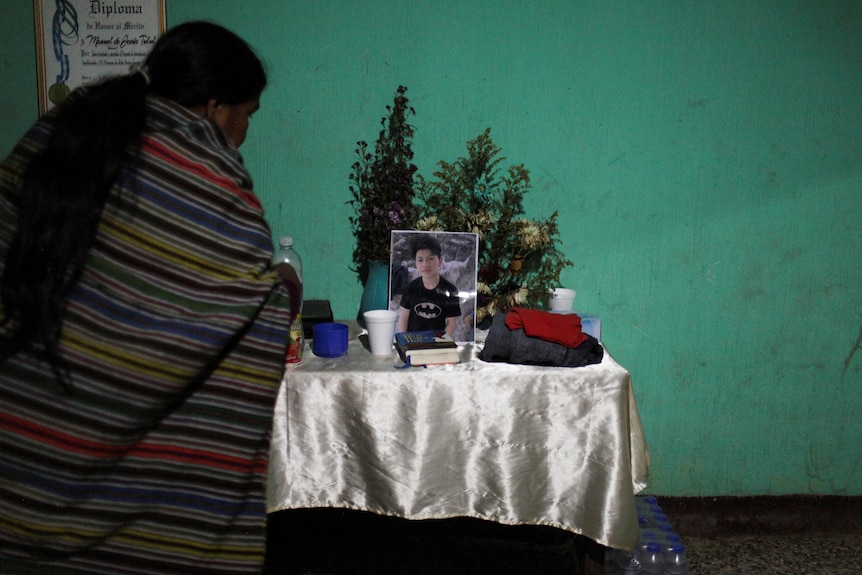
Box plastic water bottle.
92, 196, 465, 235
663, 543, 689, 575
637, 542, 665, 575
274, 237, 303, 364
661, 532, 682, 553
635, 532, 662, 561
642, 520, 676, 542
636, 495, 659, 514
638, 514, 657, 530
617, 548, 640, 574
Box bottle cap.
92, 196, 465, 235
279, 237, 294, 247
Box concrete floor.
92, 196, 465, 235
683, 534, 862, 574
661, 496, 862, 575
264, 496, 862, 574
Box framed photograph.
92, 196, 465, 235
390, 230, 479, 343
34, 0, 167, 114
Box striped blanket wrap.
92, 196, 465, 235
0, 94, 292, 574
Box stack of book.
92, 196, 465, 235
394, 330, 460, 366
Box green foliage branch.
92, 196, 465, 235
348, 86, 418, 275
415, 128, 572, 324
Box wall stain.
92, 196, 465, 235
741, 286, 765, 301
842, 326, 862, 377
779, 247, 803, 265
687, 98, 713, 108
607, 151, 627, 166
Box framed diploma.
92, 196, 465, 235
34, 0, 167, 114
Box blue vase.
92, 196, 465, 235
357, 260, 390, 326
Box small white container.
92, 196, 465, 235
549, 288, 576, 311
362, 309, 398, 355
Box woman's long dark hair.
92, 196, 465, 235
0, 21, 267, 388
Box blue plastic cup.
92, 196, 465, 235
312, 322, 349, 358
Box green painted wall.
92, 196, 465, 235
2, 1, 860, 497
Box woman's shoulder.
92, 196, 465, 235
144, 96, 235, 152
139, 96, 257, 207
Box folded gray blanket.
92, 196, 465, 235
478, 311, 604, 367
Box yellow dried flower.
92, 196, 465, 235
415, 216, 443, 231
514, 219, 550, 250
464, 211, 494, 238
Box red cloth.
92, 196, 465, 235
505, 307, 587, 348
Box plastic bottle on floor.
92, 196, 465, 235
659, 533, 682, 563
637, 542, 665, 575
638, 530, 661, 547
638, 513, 659, 530
617, 548, 641, 574
636, 495, 659, 511
642, 520, 676, 543
661, 532, 682, 555
663, 543, 689, 575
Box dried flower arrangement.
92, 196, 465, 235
415, 128, 572, 325
348, 86, 418, 278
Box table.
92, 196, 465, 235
267, 322, 649, 550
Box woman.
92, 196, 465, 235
0, 22, 296, 574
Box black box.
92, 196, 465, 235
303, 300, 334, 340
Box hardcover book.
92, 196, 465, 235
394, 330, 460, 366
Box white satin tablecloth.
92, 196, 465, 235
267, 323, 650, 550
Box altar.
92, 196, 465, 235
266, 322, 649, 551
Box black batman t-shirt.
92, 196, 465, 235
400, 276, 461, 332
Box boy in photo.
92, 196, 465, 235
396, 235, 461, 336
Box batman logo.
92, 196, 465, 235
413, 302, 442, 320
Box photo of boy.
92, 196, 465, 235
396, 235, 461, 336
